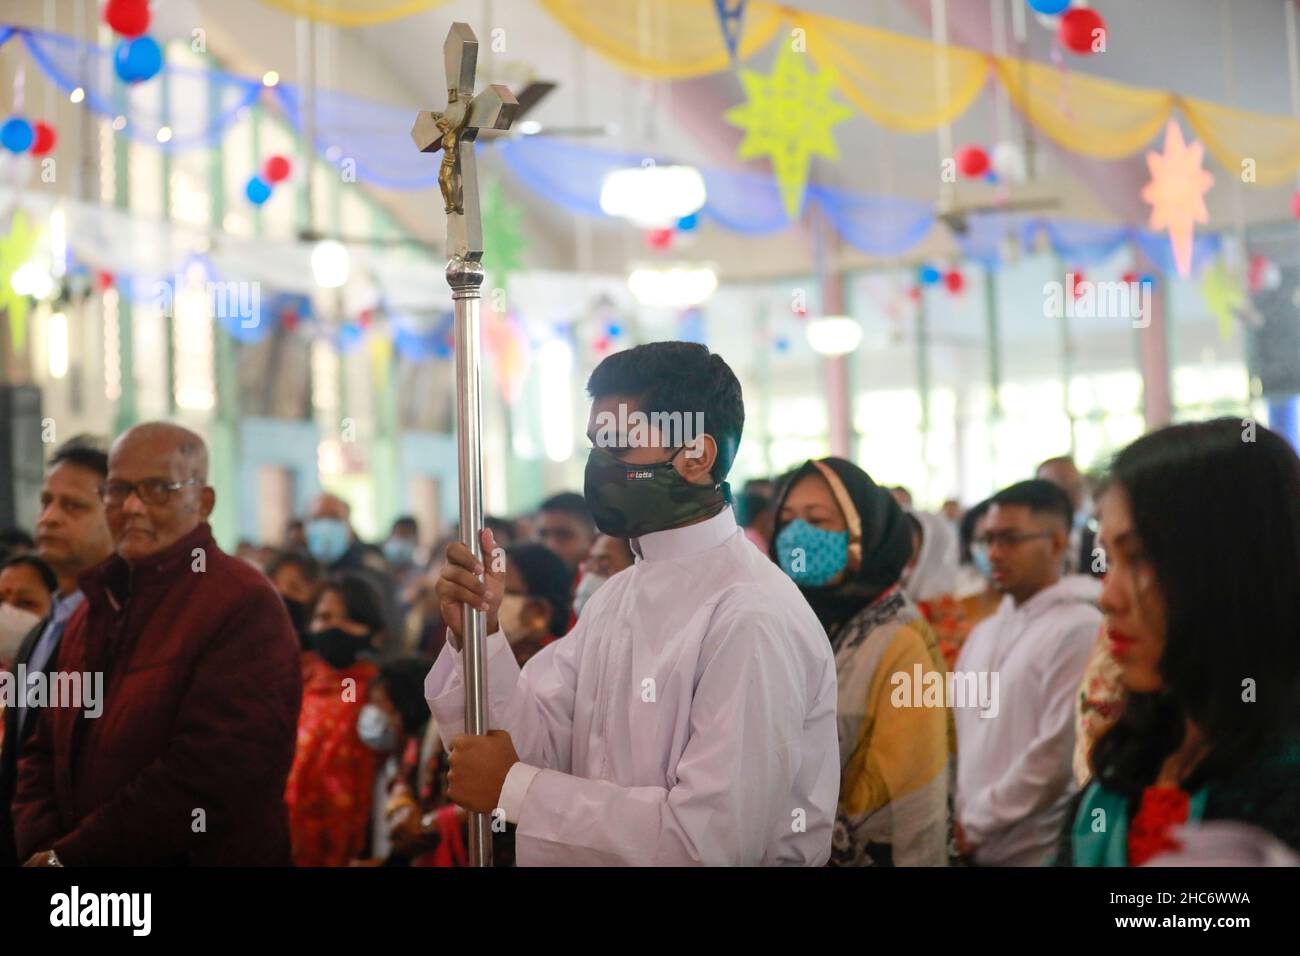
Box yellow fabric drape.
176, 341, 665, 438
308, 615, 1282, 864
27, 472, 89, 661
538, 0, 785, 78
1182, 97, 1300, 187
992, 57, 1174, 160
256, 0, 450, 27
801, 11, 988, 134
538, 0, 1300, 183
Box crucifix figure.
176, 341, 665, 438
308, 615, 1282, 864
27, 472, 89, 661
411, 22, 518, 261
411, 22, 516, 868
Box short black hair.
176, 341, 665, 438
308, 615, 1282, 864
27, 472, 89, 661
538, 492, 594, 532
48, 435, 109, 478
959, 497, 992, 563
374, 657, 435, 735
507, 543, 574, 637
990, 479, 1072, 530
586, 341, 745, 483
484, 515, 517, 546
390, 515, 418, 536
265, 550, 320, 582
317, 573, 386, 637
0, 554, 58, 595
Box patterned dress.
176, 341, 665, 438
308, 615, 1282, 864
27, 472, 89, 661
285, 653, 379, 866
829, 587, 955, 866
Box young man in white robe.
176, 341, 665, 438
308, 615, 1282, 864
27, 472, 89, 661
954, 479, 1102, 866
426, 341, 839, 865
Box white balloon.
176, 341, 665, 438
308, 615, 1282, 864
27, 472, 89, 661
992, 141, 1027, 184
1260, 260, 1282, 291
150, 0, 203, 44
0, 153, 35, 188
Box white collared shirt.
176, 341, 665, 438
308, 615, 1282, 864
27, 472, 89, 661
425, 506, 839, 866
954, 574, 1102, 865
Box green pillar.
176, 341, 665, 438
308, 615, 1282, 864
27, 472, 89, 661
208, 65, 239, 550
112, 91, 136, 434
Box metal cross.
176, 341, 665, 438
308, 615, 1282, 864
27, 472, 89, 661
411, 22, 518, 262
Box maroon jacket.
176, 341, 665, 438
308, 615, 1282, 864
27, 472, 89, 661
13, 522, 302, 865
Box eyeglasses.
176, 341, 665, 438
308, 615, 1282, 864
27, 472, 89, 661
973, 530, 1054, 550
99, 478, 203, 507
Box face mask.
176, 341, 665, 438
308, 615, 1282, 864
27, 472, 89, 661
583, 446, 727, 539
774, 518, 849, 587
0, 603, 41, 669
498, 593, 536, 646
306, 518, 350, 565
311, 627, 368, 669
972, 548, 993, 580
383, 537, 416, 568
357, 703, 400, 753
572, 572, 608, 618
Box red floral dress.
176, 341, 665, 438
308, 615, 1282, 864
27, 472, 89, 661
1128, 785, 1190, 866
285, 653, 379, 866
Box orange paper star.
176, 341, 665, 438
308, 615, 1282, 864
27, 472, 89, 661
1141, 121, 1213, 278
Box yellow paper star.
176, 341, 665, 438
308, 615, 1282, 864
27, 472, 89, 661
1200, 260, 1249, 341
1141, 120, 1214, 279
724, 42, 854, 221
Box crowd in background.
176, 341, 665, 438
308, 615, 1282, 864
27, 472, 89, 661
0, 408, 1296, 867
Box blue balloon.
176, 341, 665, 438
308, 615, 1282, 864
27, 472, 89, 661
985, 170, 999, 184
606, 323, 621, 337
114, 36, 163, 84
245, 175, 272, 205
919, 265, 942, 285
1140, 273, 1156, 288
1027, 0, 1070, 15
1, 117, 34, 153
676, 213, 699, 231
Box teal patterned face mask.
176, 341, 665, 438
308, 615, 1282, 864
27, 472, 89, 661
775, 518, 849, 587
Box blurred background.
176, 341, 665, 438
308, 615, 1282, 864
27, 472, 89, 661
0, 0, 1297, 550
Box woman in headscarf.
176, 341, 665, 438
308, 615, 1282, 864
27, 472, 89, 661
771, 458, 954, 866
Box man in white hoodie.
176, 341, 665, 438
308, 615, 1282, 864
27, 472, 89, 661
954, 479, 1101, 866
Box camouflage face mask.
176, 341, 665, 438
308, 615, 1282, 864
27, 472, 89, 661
583, 446, 728, 539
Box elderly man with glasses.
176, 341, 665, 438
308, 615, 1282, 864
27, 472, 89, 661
952, 479, 1102, 867
13, 422, 302, 866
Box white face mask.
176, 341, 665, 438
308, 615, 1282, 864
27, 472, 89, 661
0, 603, 42, 669
498, 593, 533, 646
572, 573, 608, 618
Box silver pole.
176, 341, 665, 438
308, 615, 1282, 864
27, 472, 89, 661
449, 254, 492, 867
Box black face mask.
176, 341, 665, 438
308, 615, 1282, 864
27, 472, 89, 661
583, 446, 729, 539
311, 627, 369, 670
283, 597, 311, 649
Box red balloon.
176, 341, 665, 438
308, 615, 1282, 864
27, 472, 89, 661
1059, 8, 1106, 55
30, 121, 57, 156
1121, 271, 1139, 285
1069, 271, 1086, 298
944, 270, 965, 294
955, 145, 990, 178
907, 285, 923, 302
1290, 190, 1300, 220
262, 154, 292, 184
646, 228, 673, 250
96, 270, 115, 291
103, 0, 151, 38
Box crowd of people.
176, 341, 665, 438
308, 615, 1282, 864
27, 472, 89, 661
0, 340, 1296, 867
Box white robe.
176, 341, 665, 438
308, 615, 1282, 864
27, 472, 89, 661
424, 506, 839, 866
954, 574, 1102, 866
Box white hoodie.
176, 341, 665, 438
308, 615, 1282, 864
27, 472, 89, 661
954, 574, 1102, 865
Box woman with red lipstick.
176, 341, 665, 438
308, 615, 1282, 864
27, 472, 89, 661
1055, 418, 1300, 866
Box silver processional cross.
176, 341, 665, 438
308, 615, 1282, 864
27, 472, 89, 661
411, 22, 517, 868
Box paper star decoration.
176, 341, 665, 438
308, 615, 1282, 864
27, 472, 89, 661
1200, 260, 1255, 341
1141, 121, 1214, 279
481, 179, 527, 285
725, 42, 854, 221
